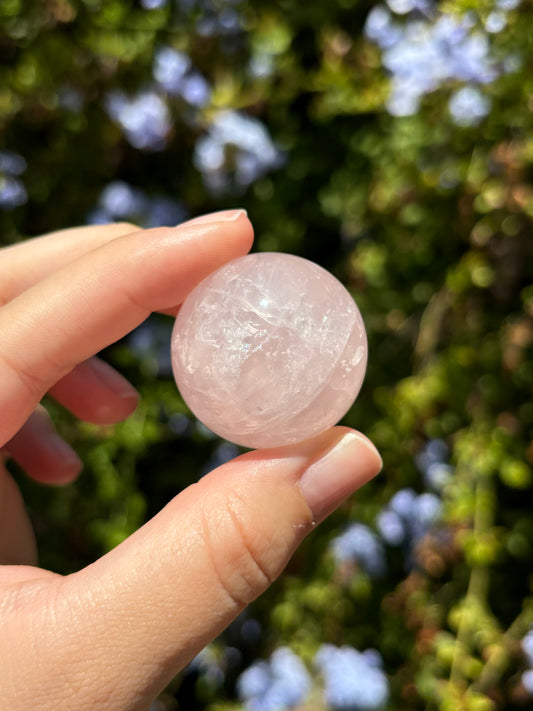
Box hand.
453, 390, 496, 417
0, 211, 382, 710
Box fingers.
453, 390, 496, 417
3, 427, 381, 710
49, 356, 139, 425
0, 223, 138, 305
3, 406, 82, 485
1, 224, 139, 435
0, 459, 37, 565
5, 358, 138, 485
0, 210, 253, 445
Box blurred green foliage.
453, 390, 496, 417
2, 0, 533, 709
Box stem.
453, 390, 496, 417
449, 475, 492, 686
472, 611, 533, 693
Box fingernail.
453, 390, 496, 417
87, 358, 139, 402
45, 436, 83, 482
184, 209, 247, 226
298, 432, 382, 522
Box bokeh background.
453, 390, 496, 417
2, 1, 533, 709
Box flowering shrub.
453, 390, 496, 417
2, 1, 533, 709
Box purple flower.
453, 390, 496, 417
376, 487, 443, 569
180, 72, 211, 107
153, 47, 191, 94
376, 509, 406, 545
0, 150, 26, 175
194, 110, 283, 194
105, 90, 171, 151
522, 669, 533, 695
365, 7, 402, 49
485, 12, 507, 34
424, 462, 453, 491
330, 523, 386, 577
449, 86, 491, 126
90, 180, 186, 229
0, 150, 27, 210
389, 488, 417, 520
315, 644, 389, 710
0, 176, 27, 209
100, 181, 146, 218
416, 439, 453, 490
411, 492, 443, 539
366, 7, 500, 117
386, 0, 434, 15
237, 647, 311, 711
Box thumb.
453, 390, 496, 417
6, 427, 382, 711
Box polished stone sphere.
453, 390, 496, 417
171, 252, 367, 449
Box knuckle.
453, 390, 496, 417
0, 348, 63, 400
202, 491, 285, 608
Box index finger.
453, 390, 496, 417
0, 210, 253, 445
0, 222, 138, 305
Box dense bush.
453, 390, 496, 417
2, 1, 533, 709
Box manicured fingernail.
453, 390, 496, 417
87, 358, 139, 402
298, 432, 382, 522
45, 436, 83, 482
184, 209, 247, 226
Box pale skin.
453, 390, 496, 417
0, 211, 382, 710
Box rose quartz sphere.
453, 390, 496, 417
171, 252, 367, 449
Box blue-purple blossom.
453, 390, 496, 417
105, 90, 171, 151
0, 150, 28, 210
100, 181, 146, 218
365, 6, 402, 49
0, 150, 27, 175
497, 0, 520, 9
485, 11, 507, 33
389, 488, 417, 519
195, 4, 243, 38
424, 462, 454, 490
330, 523, 386, 578
153, 47, 211, 107
88, 180, 186, 229
522, 669, 533, 695
141, 0, 167, 8
386, 0, 433, 15
376, 487, 443, 559
315, 644, 389, 710
416, 439, 453, 491
411, 492, 443, 538
180, 73, 211, 107
153, 47, 191, 94
448, 86, 491, 126
365, 6, 501, 117
194, 110, 283, 194
0, 176, 27, 210
237, 647, 311, 711
376, 509, 406, 545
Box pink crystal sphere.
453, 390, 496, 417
171, 253, 367, 449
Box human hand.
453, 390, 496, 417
0, 212, 382, 710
